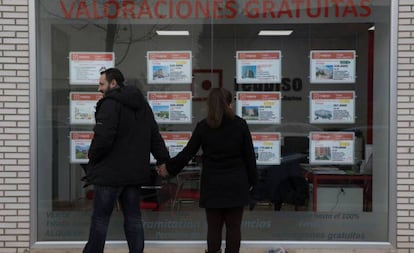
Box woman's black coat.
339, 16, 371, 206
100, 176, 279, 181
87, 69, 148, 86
167, 116, 258, 208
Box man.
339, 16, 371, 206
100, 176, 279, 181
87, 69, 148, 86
82, 68, 169, 253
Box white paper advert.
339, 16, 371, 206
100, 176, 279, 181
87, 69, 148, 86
69, 52, 115, 85
236, 92, 281, 124
70, 131, 93, 164
310, 50, 356, 83
236, 51, 282, 84
147, 91, 192, 124
150, 132, 191, 164
310, 91, 355, 124
309, 132, 355, 165
252, 132, 281, 165
69, 92, 102, 125
147, 51, 192, 84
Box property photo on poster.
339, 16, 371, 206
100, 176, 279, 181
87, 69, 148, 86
236, 50, 282, 84
69, 52, 115, 85
309, 132, 355, 165
251, 132, 281, 165
147, 91, 192, 124
150, 132, 191, 164
69, 131, 93, 163
147, 51, 192, 84
69, 92, 102, 125
236, 92, 281, 124
310, 50, 356, 84
309, 91, 355, 124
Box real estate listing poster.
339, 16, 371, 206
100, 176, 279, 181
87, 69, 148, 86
236, 50, 282, 84
147, 51, 192, 84
236, 92, 281, 124
309, 91, 355, 124
69, 92, 102, 125
150, 132, 191, 164
252, 132, 281, 165
309, 132, 355, 165
310, 50, 356, 84
69, 52, 115, 85
69, 131, 93, 164
147, 91, 192, 124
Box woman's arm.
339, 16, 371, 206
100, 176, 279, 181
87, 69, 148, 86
241, 119, 258, 187
166, 122, 203, 176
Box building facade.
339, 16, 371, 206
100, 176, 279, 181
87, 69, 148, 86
0, 0, 412, 252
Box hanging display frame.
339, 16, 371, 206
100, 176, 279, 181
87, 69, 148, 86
236, 50, 282, 84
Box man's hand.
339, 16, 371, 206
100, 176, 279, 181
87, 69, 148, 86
156, 163, 168, 177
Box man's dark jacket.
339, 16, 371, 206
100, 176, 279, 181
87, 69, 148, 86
84, 85, 169, 186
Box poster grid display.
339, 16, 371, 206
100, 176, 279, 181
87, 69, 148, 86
150, 132, 191, 164
69, 131, 93, 164
236, 50, 282, 84
309, 91, 355, 124
309, 131, 355, 165
69, 52, 115, 85
147, 91, 192, 124
252, 132, 281, 165
236, 92, 281, 124
69, 92, 102, 125
310, 50, 356, 84
147, 51, 192, 84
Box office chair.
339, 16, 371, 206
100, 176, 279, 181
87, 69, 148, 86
172, 170, 201, 210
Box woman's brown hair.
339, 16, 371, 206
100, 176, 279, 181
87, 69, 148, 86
206, 88, 235, 128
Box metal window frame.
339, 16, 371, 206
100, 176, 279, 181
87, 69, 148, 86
28, 0, 398, 250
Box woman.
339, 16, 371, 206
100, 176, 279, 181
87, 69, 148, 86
158, 88, 258, 253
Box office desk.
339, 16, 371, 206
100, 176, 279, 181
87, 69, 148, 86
304, 172, 372, 212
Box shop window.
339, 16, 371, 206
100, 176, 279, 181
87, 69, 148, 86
36, 0, 391, 243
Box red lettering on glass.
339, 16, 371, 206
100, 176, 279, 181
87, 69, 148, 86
225, 0, 237, 18
292, 0, 304, 17
278, 0, 293, 18
194, 0, 210, 18
93, 0, 103, 19
122, 0, 136, 18
359, 0, 371, 17
330, 0, 343, 17
176, 0, 192, 19
103, 0, 120, 19
154, 0, 167, 18
244, 0, 260, 18
343, 0, 358, 17
137, 0, 153, 18
306, 0, 321, 18
324, 0, 330, 17
262, 0, 276, 18
77, 0, 91, 19
60, 0, 76, 18
168, 0, 174, 18
58, 0, 371, 20
213, 0, 224, 19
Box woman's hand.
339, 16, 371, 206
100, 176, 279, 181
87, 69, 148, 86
156, 163, 169, 177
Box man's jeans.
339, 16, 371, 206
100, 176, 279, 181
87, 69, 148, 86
83, 185, 144, 253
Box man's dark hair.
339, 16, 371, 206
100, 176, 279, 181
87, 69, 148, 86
100, 68, 125, 87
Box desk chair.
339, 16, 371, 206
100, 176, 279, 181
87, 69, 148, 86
172, 171, 201, 210
140, 183, 177, 211
140, 167, 177, 211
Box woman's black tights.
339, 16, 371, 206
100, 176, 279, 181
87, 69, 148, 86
205, 207, 244, 253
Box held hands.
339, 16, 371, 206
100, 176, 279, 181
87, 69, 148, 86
156, 163, 169, 177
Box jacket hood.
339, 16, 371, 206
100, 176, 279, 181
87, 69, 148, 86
104, 85, 146, 110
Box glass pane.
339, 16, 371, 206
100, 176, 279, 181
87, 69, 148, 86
36, 0, 390, 242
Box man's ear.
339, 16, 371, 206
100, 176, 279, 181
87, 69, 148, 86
110, 80, 117, 88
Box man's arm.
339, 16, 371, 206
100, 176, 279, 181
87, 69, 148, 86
88, 99, 120, 163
